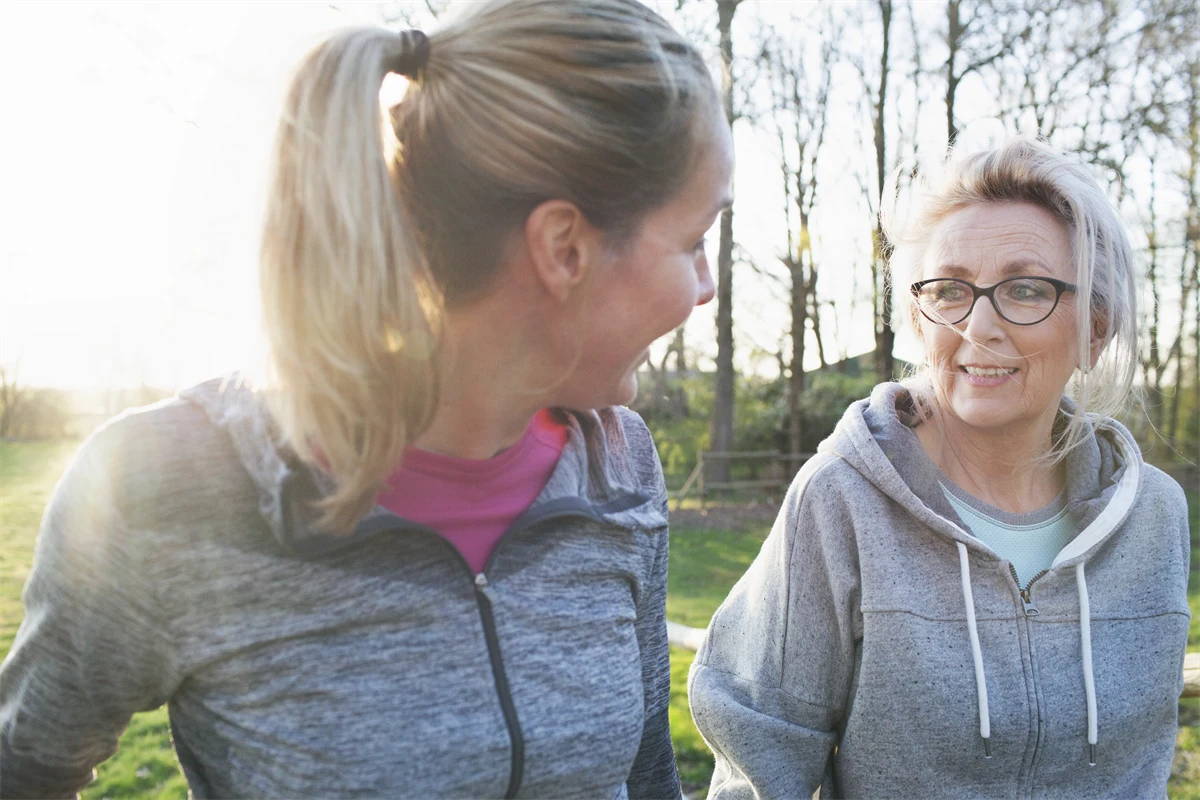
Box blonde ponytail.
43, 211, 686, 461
261, 28, 442, 533
261, 0, 718, 533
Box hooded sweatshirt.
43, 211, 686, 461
0, 378, 681, 800
689, 382, 1190, 800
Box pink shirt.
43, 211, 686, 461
376, 410, 569, 574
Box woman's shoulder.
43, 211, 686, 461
1137, 462, 1190, 506
789, 451, 877, 506
70, 388, 260, 529
568, 404, 664, 488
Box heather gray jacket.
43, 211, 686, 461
0, 378, 681, 800
689, 382, 1191, 800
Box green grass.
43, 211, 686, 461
0, 440, 1195, 797
667, 519, 774, 790
667, 523, 770, 628
1187, 488, 1199, 648
0, 439, 76, 654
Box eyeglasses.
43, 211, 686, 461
910, 276, 1077, 326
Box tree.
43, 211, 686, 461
0, 363, 25, 439
943, 0, 1031, 143
708, 0, 744, 482
854, 0, 897, 381
759, 9, 838, 456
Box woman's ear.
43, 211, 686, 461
1088, 310, 1108, 369
524, 200, 603, 303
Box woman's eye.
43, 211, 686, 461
1008, 280, 1050, 300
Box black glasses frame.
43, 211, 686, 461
909, 276, 1078, 326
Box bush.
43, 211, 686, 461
635, 370, 882, 488
1, 388, 70, 440
799, 372, 879, 452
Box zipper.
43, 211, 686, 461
1007, 562, 1048, 796
448, 504, 616, 800
350, 501, 634, 798
473, 571, 524, 800
1009, 565, 1049, 617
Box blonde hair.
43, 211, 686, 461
260, 0, 718, 532
883, 137, 1139, 464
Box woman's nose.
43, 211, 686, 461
961, 294, 1007, 341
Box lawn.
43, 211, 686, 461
0, 440, 1196, 797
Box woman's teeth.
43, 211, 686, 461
961, 366, 1016, 376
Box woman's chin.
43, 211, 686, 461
613, 373, 640, 407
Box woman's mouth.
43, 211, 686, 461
960, 365, 1018, 377
959, 364, 1018, 386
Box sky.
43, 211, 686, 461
0, 0, 965, 391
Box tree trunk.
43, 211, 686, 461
789, 254, 808, 457
810, 286, 828, 370
1146, 162, 1164, 431
873, 0, 896, 381
672, 326, 688, 374
946, 0, 961, 143
710, 0, 741, 483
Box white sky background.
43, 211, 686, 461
1, 1, 392, 389
0, 1, 1172, 390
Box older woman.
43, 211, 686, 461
688, 138, 1190, 799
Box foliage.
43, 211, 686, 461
0, 387, 71, 440
639, 369, 880, 490
798, 372, 880, 452
4, 386, 72, 438
730, 374, 787, 453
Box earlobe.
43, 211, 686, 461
524, 200, 598, 303
1088, 313, 1108, 369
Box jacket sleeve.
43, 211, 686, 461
688, 457, 861, 800
0, 427, 178, 799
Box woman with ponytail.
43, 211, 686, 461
0, 1, 732, 797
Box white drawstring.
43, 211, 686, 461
1076, 562, 1098, 766
956, 542, 992, 757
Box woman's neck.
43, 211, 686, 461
914, 409, 1065, 514
411, 301, 553, 461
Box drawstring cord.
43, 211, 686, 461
1076, 562, 1098, 766
956, 542, 992, 758
957, 542, 1099, 765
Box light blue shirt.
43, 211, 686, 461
940, 482, 1077, 588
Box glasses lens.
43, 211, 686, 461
914, 280, 973, 324
995, 278, 1059, 324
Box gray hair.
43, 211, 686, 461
883, 137, 1139, 463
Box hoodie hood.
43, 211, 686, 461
179, 376, 660, 555
818, 381, 1141, 567
817, 381, 1145, 764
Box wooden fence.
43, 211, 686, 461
670, 450, 813, 510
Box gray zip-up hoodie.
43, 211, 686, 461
689, 382, 1191, 800
0, 378, 681, 800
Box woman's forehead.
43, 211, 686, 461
926, 202, 1071, 276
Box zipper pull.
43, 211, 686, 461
1009, 563, 1039, 616
475, 572, 488, 592
1020, 588, 1039, 617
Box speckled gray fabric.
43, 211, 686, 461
0, 378, 680, 800
689, 382, 1191, 800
